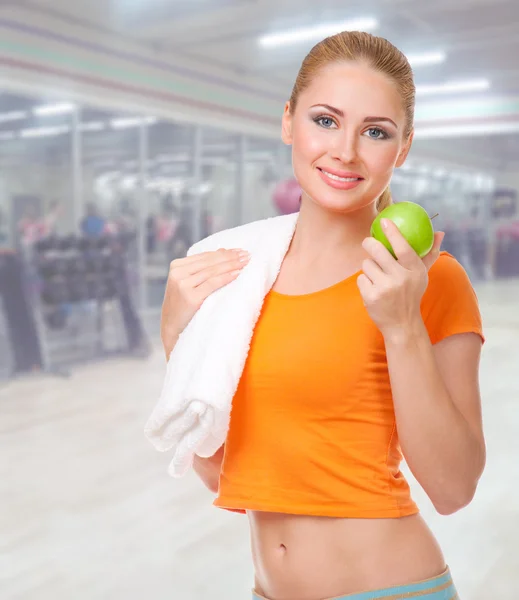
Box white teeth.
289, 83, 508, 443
321, 170, 361, 182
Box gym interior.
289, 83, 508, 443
1, 2, 518, 598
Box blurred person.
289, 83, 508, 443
80, 202, 106, 237
157, 202, 179, 251
159, 32, 485, 600
17, 202, 46, 248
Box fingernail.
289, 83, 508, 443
238, 251, 250, 262
381, 218, 389, 230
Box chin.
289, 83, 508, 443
304, 186, 377, 215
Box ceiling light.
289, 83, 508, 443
259, 18, 379, 48
416, 79, 490, 96
407, 51, 446, 67
414, 120, 519, 139
21, 125, 71, 138
33, 103, 76, 116
0, 111, 28, 123
80, 121, 106, 132
111, 117, 141, 129
110, 116, 157, 129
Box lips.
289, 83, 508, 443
317, 167, 364, 181
317, 167, 365, 191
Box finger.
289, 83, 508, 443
362, 236, 400, 275
186, 254, 250, 288
381, 219, 421, 269
422, 231, 445, 271
361, 258, 386, 285
178, 250, 230, 265
195, 268, 243, 299
171, 249, 248, 278
356, 273, 373, 302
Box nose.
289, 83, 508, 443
332, 129, 359, 164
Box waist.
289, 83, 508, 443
253, 567, 455, 600
249, 511, 446, 600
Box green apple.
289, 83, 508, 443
370, 201, 435, 259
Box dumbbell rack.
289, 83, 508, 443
30, 234, 131, 376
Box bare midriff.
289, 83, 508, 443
249, 511, 446, 600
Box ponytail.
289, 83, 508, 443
377, 186, 392, 212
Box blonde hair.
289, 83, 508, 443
289, 31, 415, 212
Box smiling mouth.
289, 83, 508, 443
317, 168, 364, 183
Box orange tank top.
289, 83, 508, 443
213, 252, 484, 518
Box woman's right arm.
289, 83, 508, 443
160, 247, 250, 359
160, 246, 250, 488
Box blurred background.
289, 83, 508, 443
0, 1, 518, 598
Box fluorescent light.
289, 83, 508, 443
259, 18, 378, 48
111, 117, 140, 129
33, 103, 76, 116
110, 116, 157, 129
0, 110, 28, 123
21, 125, 71, 138
416, 79, 490, 96
414, 120, 519, 139
80, 121, 106, 132
407, 51, 446, 67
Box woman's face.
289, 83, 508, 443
282, 61, 413, 214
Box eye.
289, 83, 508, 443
364, 127, 389, 140
314, 116, 337, 129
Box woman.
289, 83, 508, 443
161, 31, 485, 600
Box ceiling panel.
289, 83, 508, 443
25, 0, 252, 35
4, 0, 519, 166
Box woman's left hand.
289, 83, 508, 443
357, 218, 445, 339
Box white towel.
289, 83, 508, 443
144, 212, 299, 477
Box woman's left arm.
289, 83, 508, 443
384, 321, 485, 515
358, 219, 486, 516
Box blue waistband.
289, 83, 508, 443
252, 567, 457, 600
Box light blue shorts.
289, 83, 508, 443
253, 567, 458, 599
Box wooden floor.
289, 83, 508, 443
1, 278, 518, 600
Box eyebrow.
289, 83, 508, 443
310, 104, 398, 129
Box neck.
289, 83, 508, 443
288, 197, 378, 265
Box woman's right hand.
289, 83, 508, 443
161, 248, 250, 358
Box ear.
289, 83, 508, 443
396, 129, 414, 168
281, 101, 293, 145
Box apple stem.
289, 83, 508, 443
430, 213, 440, 221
